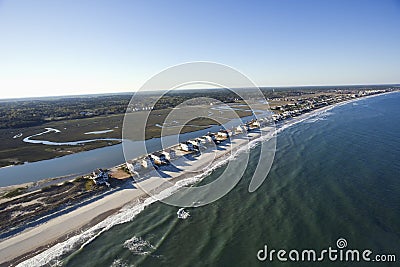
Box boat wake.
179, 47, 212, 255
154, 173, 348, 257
123, 236, 155, 255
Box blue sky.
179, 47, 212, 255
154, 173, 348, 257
0, 0, 399, 98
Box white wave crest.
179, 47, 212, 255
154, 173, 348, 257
110, 258, 132, 267
123, 236, 155, 255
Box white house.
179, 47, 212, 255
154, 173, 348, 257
197, 137, 207, 144
187, 139, 200, 148
162, 149, 176, 160
126, 161, 134, 172
127, 161, 142, 172
235, 125, 245, 134
150, 152, 168, 165
204, 135, 213, 142
141, 157, 152, 168
272, 114, 281, 121
198, 136, 208, 144
217, 130, 229, 139
180, 142, 194, 152
250, 120, 261, 129
91, 169, 110, 186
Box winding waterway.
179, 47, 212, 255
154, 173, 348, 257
0, 115, 257, 187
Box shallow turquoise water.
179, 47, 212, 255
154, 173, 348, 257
61, 93, 400, 267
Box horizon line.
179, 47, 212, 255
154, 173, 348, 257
1, 82, 399, 101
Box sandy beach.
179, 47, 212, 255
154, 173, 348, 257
0, 91, 395, 266
0, 125, 272, 265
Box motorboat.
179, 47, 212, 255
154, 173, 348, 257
177, 208, 190, 219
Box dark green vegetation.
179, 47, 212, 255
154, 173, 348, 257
1, 85, 397, 130
0, 90, 244, 130
0, 95, 131, 129
2, 187, 28, 198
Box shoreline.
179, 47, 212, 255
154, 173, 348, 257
0, 90, 395, 182
0, 127, 270, 265
0, 90, 397, 266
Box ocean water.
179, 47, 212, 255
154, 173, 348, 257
32, 93, 400, 266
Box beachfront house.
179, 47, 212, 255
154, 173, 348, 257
235, 125, 245, 134
204, 135, 214, 143
126, 161, 134, 172
198, 136, 208, 144
217, 130, 229, 139
196, 137, 206, 144
90, 169, 110, 186
206, 133, 217, 142
127, 161, 142, 172
272, 114, 281, 122
249, 120, 261, 129
187, 139, 200, 149
180, 142, 194, 152
161, 149, 176, 160
141, 157, 152, 168
150, 152, 169, 165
